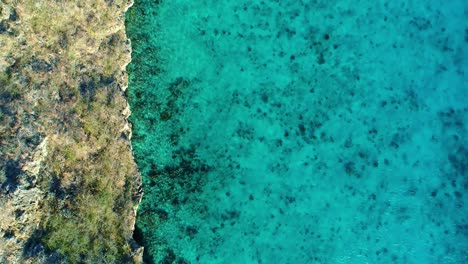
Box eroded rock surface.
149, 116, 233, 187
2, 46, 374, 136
0, 1, 142, 263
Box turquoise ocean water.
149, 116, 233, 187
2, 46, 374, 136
125, 1, 467, 263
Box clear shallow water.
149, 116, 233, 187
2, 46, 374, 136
125, 0, 467, 263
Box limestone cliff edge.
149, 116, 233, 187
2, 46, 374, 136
0, 0, 143, 262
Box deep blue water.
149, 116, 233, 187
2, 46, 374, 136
125, 1, 467, 263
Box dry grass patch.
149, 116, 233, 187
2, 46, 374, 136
0, 0, 141, 262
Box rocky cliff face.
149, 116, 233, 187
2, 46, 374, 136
0, 0, 142, 262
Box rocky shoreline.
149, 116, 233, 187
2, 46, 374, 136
0, 0, 142, 262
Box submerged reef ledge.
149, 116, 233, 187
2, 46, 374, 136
0, 0, 142, 263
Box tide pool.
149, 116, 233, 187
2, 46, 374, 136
125, 0, 467, 263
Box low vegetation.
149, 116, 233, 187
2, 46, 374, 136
0, 0, 141, 263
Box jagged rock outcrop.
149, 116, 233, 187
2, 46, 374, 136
0, 0, 142, 263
